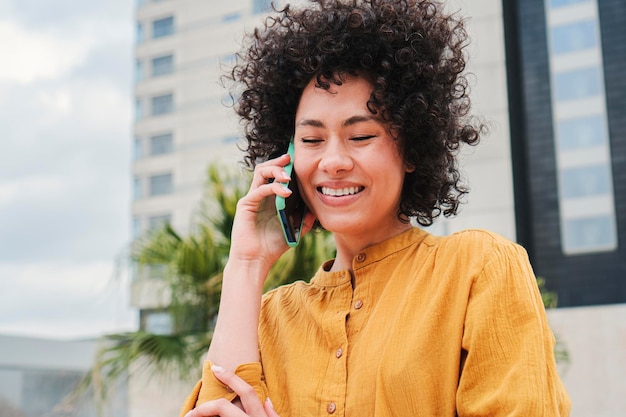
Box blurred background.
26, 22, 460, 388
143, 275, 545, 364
0, 0, 624, 416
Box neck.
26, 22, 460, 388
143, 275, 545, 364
329, 223, 413, 272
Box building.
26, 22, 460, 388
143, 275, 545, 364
503, 0, 625, 307
132, 0, 275, 333
131, 0, 625, 415
0, 335, 127, 417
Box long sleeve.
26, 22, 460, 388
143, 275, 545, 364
179, 360, 269, 416
456, 240, 571, 416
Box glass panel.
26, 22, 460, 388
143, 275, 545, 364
149, 173, 173, 196
561, 165, 611, 198
135, 98, 143, 120
253, 0, 272, 14
150, 133, 173, 155
136, 23, 144, 44
557, 115, 606, 151
133, 217, 142, 238
550, 0, 590, 8
143, 310, 172, 335
152, 54, 174, 77
134, 137, 143, 160
550, 20, 597, 54
554, 66, 601, 101
563, 216, 615, 252
223, 12, 242, 22
148, 214, 171, 230
135, 60, 144, 82
133, 177, 142, 200
151, 93, 174, 116
153, 16, 174, 38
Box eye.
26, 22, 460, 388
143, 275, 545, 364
351, 135, 375, 141
300, 137, 323, 144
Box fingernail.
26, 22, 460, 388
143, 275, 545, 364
266, 397, 274, 409
211, 365, 224, 374
281, 170, 291, 180
184, 411, 193, 417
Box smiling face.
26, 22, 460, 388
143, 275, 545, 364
293, 75, 412, 246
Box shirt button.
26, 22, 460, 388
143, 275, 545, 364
354, 300, 363, 310
356, 253, 366, 262
327, 402, 336, 414
335, 348, 343, 358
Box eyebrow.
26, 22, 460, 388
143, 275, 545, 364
296, 115, 377, 128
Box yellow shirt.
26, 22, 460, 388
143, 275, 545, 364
181, 228, 571, 416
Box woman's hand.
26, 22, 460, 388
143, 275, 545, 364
228, 153, 314, 271
184, 366, 280, 417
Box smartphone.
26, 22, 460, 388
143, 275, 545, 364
275, 140, 307, 247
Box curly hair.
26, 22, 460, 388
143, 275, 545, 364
226, 0, 483, 226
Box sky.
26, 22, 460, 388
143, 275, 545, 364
0, 0, 138, 339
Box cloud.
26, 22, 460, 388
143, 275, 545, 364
0, 20, 93, 84
0, 261, 137, 339
0, 0, 136, 338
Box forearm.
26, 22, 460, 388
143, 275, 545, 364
206, 259, 270, 372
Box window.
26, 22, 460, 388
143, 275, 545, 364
553, 67, 602, 101
557, 115, 606, 151
150, 133, 173, 155
152, 54, 174, 77
135, 97, 143, 120
134, 137, 143, 160
149, 214, 171, 230
253, 0, 272, 14
561, 165, 611, 198
136, 60, 144, 82
223, 12, 242, 22
133, 177, 142, 200
141, 309, 172, 335
136, 23, 144, 44
153, 16, 174, 38
550, 0, 590, 7
149, 173, 173, 196
545, 0, 617, 254
563, 216, 616, 253
151, 93, 174, 116
550, 20, 597, 54
133, 216, 142, 238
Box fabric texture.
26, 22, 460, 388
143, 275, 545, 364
180, 228, 571, 416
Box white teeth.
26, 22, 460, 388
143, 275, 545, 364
321, 186, 362, 197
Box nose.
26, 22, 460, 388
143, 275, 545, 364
317, 139, 354, 175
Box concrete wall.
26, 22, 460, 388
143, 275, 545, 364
547, 303, 626, 417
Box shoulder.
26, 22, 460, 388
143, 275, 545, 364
425, 229, 531, 278
434, 228, 526, 257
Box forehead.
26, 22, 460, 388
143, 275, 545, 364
295, 75, 375, 123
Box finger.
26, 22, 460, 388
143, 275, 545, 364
250, 155, 292, 188
185, 398, 245, 417
212, 365, 266, 416
264, 398, 281, 417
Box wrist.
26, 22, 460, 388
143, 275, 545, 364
222, 259, 272, 289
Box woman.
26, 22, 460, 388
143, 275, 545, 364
182, 0, 571, 416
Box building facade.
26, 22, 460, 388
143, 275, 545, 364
132, 0, 274, 331
503, 0, 625, 306
0, 335, 127, 417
